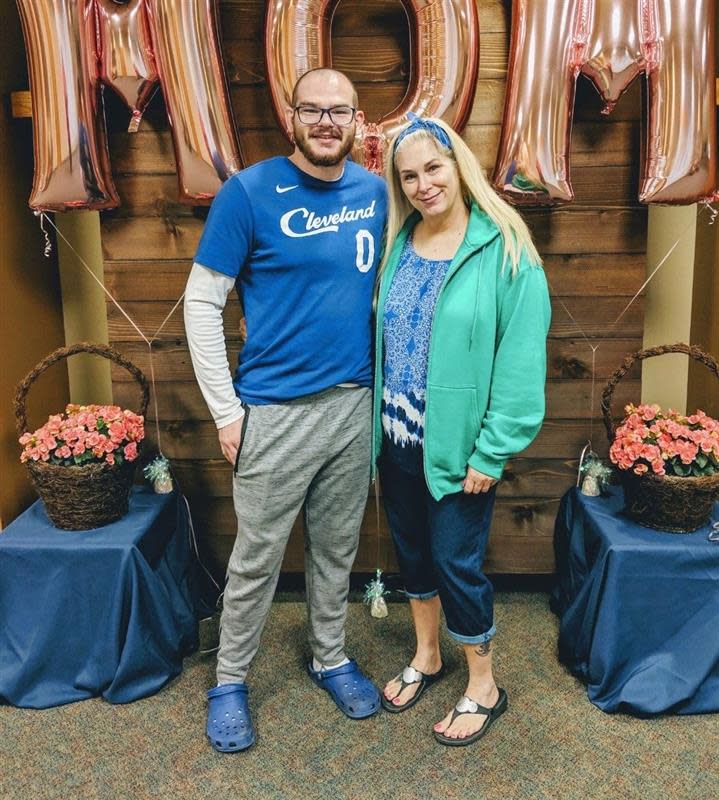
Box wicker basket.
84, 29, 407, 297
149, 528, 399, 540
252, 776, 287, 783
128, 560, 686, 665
601, 343, 719, 533
14, 343, 150, 530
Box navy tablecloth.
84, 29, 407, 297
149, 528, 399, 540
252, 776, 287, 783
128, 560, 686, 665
0, 488, 198, 709
552, 487, 719, 715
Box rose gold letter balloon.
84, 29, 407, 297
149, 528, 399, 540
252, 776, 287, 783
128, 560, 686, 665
146, 0, 244, 202
16, 0, 243, 210
95, 0, 159, 132
16, 0, 119, 211
264, 0, 478, 172
493, 0, 717, 205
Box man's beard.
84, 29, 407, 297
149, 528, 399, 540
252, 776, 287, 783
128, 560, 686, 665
294, 124, 355, 167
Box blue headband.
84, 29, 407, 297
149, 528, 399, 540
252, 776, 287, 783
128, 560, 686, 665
393, 112, 452, 154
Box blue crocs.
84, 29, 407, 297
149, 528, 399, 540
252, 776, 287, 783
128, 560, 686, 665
307, 659, 381, 719
206, 683, 255, 752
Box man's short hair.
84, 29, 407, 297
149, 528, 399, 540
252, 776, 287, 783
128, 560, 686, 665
291, 68, 359, 108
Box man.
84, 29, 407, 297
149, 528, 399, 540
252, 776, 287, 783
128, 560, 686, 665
184, 69, 387, 752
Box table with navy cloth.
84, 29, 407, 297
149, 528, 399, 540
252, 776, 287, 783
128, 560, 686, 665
552, 487, 719, 716
0, 487, 198, 709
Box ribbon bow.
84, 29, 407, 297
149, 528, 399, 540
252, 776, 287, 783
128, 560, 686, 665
393, 112, 452, 154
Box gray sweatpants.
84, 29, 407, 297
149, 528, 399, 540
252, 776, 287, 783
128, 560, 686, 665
216, 386, 371, 684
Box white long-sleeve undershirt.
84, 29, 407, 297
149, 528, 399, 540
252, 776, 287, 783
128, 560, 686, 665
183, 262, 245, 430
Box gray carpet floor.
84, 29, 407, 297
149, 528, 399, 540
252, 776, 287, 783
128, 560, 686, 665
1, 593, 716, 800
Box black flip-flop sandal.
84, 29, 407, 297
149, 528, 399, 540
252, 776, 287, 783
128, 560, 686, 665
381, 664, 446, 713
433, 687, 507, 746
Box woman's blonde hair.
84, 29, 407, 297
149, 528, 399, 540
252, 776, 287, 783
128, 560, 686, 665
381, 117, 541, 278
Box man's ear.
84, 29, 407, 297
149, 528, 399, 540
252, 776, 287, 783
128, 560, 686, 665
354, 109, 365, 134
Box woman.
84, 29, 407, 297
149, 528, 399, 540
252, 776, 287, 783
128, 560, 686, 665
372, 115, 551, 746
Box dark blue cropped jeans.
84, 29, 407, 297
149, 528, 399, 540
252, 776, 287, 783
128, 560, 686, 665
379, 444, 497, 645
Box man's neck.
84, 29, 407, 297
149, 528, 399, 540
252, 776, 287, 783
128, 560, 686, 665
288, 151, 345, 182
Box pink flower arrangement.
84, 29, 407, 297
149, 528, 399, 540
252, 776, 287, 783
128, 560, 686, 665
609, 403, 719, 478
19, 404, 144, 468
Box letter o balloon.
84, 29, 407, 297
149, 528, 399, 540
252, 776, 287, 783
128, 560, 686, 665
264, 0, 479, 172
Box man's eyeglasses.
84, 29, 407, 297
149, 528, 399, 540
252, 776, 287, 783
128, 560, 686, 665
294, 105, 356, 126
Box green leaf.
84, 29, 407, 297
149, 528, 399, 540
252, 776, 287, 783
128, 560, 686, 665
696, 453, 708, 468
672, 461, 691, 477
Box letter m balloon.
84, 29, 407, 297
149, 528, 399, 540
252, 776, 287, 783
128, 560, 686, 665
16, 0, 243, 211
493, 0, 717, 205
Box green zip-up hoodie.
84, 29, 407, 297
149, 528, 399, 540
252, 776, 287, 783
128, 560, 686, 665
372, 203, 551, 500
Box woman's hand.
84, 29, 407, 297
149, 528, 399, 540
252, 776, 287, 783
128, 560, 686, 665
462, 466, 498, 494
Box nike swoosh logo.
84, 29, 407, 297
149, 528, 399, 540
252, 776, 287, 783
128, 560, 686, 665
276, 184, 299, 194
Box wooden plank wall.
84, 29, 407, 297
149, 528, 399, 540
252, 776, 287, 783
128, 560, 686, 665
103, 0, 647, 577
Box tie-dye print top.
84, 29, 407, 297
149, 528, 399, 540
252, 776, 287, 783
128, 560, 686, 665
381, 235, 451, 450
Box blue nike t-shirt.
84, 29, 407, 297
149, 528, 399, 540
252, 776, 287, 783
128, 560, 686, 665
194, 156, 387, 404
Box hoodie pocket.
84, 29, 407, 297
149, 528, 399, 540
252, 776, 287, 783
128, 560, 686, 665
425, 386, 480, 481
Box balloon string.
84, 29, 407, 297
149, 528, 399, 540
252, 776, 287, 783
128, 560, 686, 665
588, 344, 598, 445
36, 211, 221, 598
38, 198, 715, 572
702, 199, 718, 225
576, 442, 592, 486
38, 211, 187, 454
150, 293, 186, 343
548, 293, 595, 349
546, 202, 714, 445
609, 233, 684, 331
607, 203, 708, 334
41, 212, 151, 346
145, 348, 164, 456
374, 473, 382, 570
147, 293, 187, 457
179, 490, 222, 595
35, 211, 53, 257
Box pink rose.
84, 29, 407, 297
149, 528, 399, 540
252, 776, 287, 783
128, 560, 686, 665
640, 404, 660, 421
105, 406, 123, 422
38, 434, 57, 451
640, 444, 660, 462
108, 421, 125, 442
124, 442, 138, 461
677, 441, 698, 465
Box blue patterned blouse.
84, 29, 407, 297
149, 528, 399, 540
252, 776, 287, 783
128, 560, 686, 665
381, 235, 452, 452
